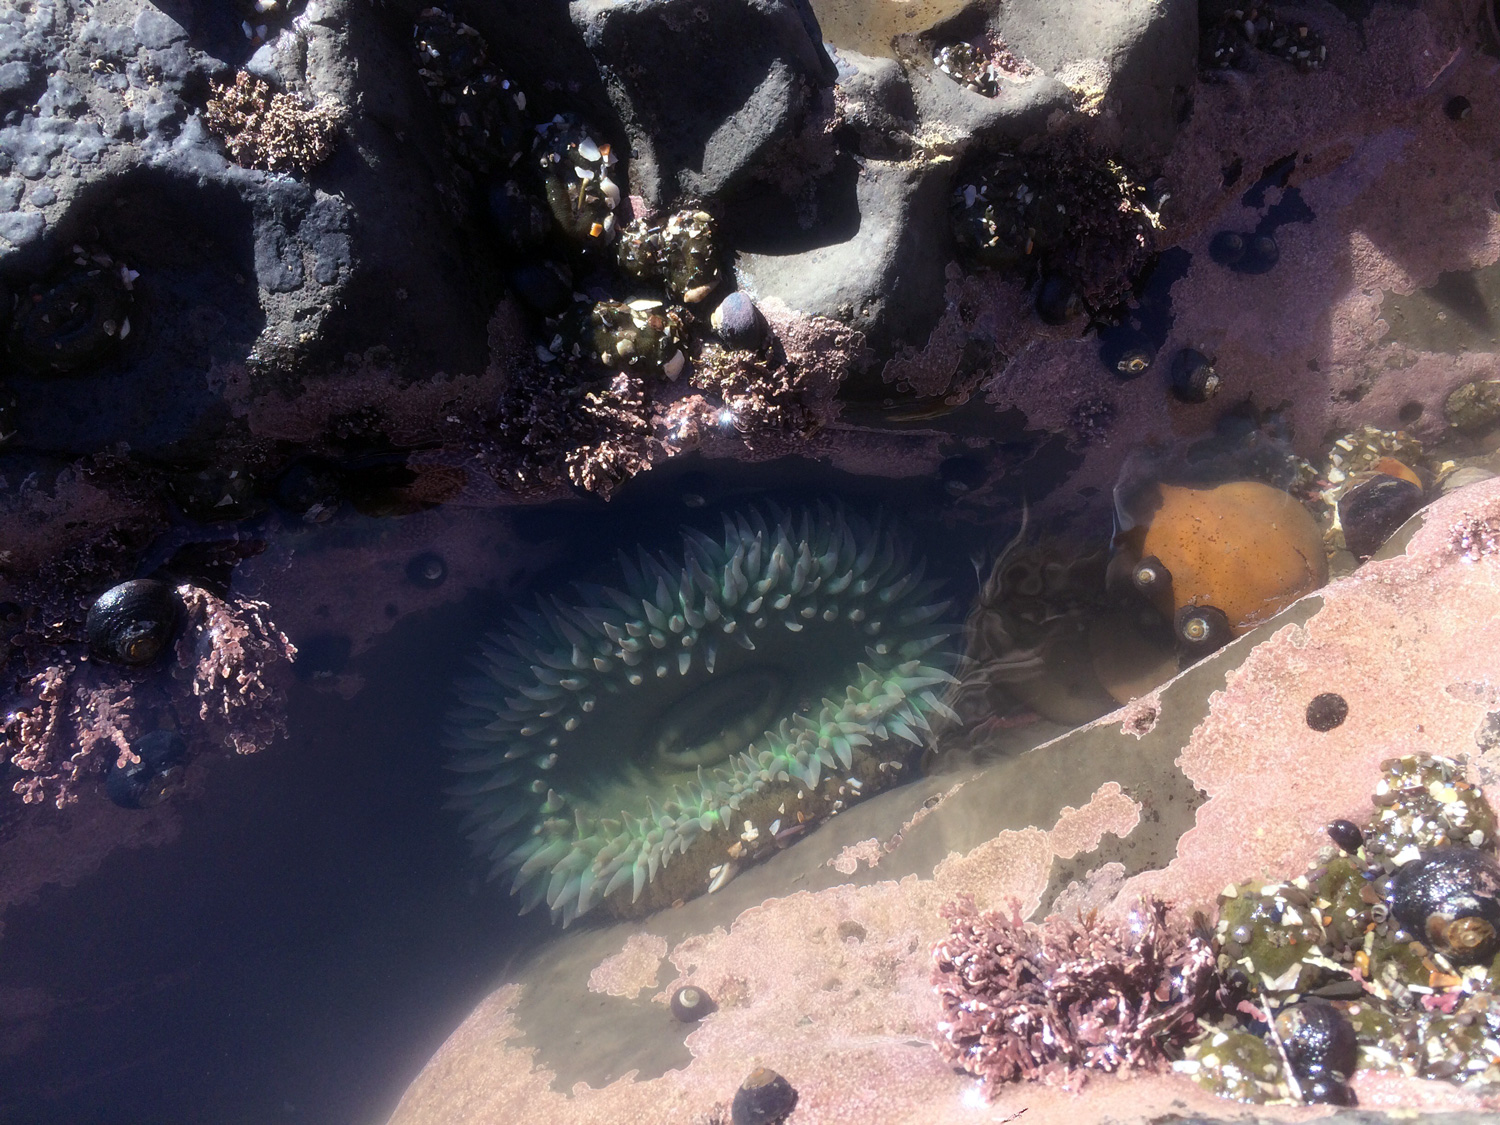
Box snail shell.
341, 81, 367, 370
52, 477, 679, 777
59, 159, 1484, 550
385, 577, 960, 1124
1131, 554, 1172, 599
1175, 603, 1232, 657
731, 1067, 798, 1125
105, 730, 188, 809
669, 984, 714, 1023
1275, 998, 1357, 1105
85, 579, 182, 666
1388, 847, 1500, 965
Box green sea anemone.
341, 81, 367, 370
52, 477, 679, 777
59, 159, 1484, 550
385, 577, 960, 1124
446, 505, 956, 925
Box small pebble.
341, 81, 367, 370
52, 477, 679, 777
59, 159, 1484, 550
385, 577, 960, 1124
731, 1068, 798, 1125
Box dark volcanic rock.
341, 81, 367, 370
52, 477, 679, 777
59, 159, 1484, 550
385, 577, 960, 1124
733, 155, 952, 358
571, 0, 836, 207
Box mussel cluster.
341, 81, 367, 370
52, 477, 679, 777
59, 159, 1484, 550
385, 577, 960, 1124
1200, 4, 1328, 73
413, 6, 529, 174
5, 249, 137, 394
931, 38, 1033, 98
1179, 753, 1500, 1103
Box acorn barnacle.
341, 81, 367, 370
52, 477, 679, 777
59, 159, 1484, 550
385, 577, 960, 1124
1387, 847, 1500, 965
444, 505, 956, 925
8, 265, 134, 375
85, 579, 183, 666
535, 114, 619, 250
104, 730, 188, 809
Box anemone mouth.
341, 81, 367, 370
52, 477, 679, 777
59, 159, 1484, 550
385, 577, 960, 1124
445, 505, 957, 925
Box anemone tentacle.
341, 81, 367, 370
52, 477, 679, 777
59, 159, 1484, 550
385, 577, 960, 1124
446, 504, 956, 925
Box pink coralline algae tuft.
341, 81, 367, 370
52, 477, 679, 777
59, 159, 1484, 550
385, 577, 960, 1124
2, 586, 295, 808
932, 896, 1219, 1093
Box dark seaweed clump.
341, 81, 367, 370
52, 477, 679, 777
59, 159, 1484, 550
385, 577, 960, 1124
950, 132, 1159, 316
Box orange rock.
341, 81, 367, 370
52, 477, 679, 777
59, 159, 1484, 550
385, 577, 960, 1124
1137, 481, 1328, 636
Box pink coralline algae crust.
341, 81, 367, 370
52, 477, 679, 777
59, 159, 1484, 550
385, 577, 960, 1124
1048, 782, 1140, 860
827, 837, 884, 876
478, 300, 863, 500
388, 784, 1149, 1125
587, 933, 668, 999
1117, 695, 1162, 740
176, 587, 296, 758
1119, 476, 1500, 918
0, 585, 295, 810
931, 897, 1218, 1091
829, 782, 972, 875
889, 5, 1500, 537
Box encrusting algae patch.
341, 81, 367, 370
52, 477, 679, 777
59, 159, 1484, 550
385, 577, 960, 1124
388, 477, 1500, 1125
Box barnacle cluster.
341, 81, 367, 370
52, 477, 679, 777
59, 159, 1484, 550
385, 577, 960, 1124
204, 71, 343, 174
445, 505, 955, 925
950, 132, 1158, 313
565, 298, 689, 380
617, 210, 722, 304
932, 38, 1034, 98
1200, 4, 1328, 73
1178, 753, 1500, 1103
